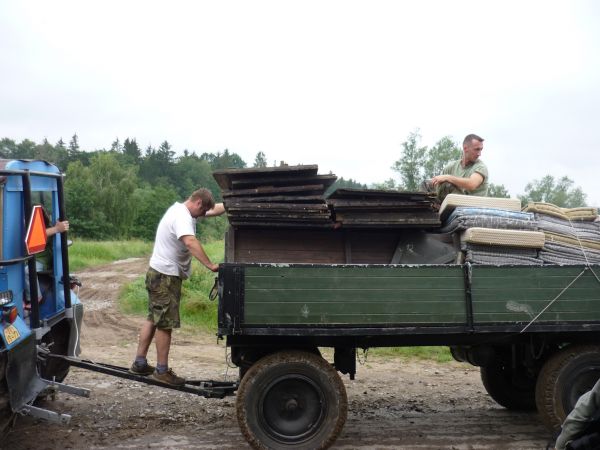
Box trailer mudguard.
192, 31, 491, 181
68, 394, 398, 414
6, 333, 46, 412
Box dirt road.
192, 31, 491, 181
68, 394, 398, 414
5, 258, 552, 449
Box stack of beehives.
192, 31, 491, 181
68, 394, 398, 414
326, 188, 440, 228
214, 165, 442, 229
213, 165, 337, 228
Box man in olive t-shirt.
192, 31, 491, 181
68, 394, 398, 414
430, 133, 489, 201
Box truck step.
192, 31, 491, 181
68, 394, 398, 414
41, 379, 91, 398
19, 404, 71, 425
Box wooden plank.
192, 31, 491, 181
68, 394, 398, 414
213, 165, 319, 190
244, 274, 464, 292
222, 184, 325, 197
245, 265, 464, 281
224, 194, 325, 203
469, 265, 600, 323
328, 188, 435, 200
234, 250, 345, 264
247, 289, 465, 304
228, 212, 331, 220
234, 228, 342, 246
230, 221, 336, 229
243, 264, 465, 325
328, 199, 433, 208
225, 202, 329, 212
231, 174, 337, 189
335, 211, 439, 221
337, 219, 441, 227
244, 312, 466, 325
244, 300, 466, 315
224, 226, 235, 263
473, 311, 600, 323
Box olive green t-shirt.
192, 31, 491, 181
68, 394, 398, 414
440, 159, 489, 197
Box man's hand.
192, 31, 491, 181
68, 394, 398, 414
46, 220, 69, 237
205, 203, 226, 217
55, 220, 69, 233
431, 173, 483, 192
431, 175, 450, 187
180, 235, 220, 272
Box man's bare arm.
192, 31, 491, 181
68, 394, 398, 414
431, 172, 484, 192
205, 203, 225, 217
46, 220, 69, 237
180, 235, 219, 272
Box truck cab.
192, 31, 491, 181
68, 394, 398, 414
0, 159, 83, 433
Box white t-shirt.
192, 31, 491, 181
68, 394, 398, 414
149, 202, 197, 279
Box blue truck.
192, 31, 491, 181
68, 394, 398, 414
0, 159, 85, 433
0, 159, 237, 437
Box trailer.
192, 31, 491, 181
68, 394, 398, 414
218, 262, 600, 449
217, 230, 600, 449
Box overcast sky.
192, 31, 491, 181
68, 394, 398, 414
1, 1, 599, 204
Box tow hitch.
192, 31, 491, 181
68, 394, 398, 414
46, 354, 238, 398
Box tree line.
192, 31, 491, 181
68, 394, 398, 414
1, 135, 243, 240
1, 131, 587, 241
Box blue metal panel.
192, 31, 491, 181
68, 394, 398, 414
0, 314, 32, 350
4, 160, 60, 192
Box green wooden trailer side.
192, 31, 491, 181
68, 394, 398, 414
219, 263, 600, 332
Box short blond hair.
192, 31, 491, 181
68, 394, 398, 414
189, 188, 215, 210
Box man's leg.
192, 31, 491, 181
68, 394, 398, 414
152, 327, 184, 385
135, 319, 156, 360
129, 319, 157, 375
155, 327, 172, 367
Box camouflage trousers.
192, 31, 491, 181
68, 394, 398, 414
146, 267, 182, 329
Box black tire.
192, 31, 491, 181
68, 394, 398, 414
480, 361, 537, 410
535, 345, 600, 431
236, 350, 347, 450
39, 321, 71, 383
0, 355, 15, 437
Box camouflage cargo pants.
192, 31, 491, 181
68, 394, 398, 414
146, 267, 182, 329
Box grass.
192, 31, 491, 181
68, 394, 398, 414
69, 239, 153, 271
120, 240, 223, 332
369, 346, 453, 363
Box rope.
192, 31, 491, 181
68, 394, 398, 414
566, 216, 600, 283
520, 267, 587, 333
520, 213, 600, 334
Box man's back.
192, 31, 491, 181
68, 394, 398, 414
150, 202, 196, 279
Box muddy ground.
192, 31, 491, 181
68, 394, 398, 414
5, 258, 552, 449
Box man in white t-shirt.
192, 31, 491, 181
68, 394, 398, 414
129, 188, 225, 385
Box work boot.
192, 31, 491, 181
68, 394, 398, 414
129, 361, 155, 376
151, 368, 185, 386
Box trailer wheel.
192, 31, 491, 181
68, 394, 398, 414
0, 356, 15, 436
236, 350, 347, 450
480, 361, 537, 410
535, 345, 600, 431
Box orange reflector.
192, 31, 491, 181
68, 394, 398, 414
25, 205, 47, 255
8, 307, 18, 324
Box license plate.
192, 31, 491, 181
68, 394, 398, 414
3, 324, 20, 345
